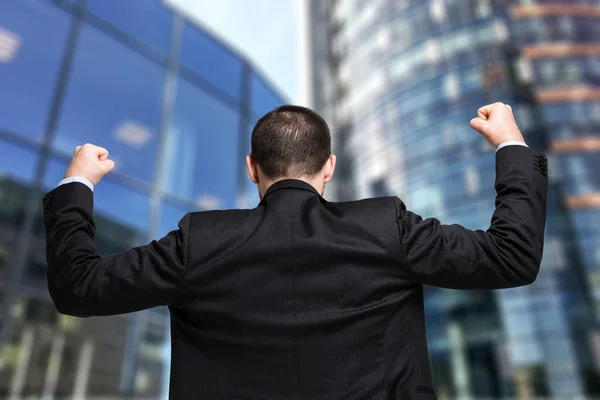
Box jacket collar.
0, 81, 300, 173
260, 179, 322, 202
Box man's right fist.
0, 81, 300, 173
64, 143, 115, 186
469, 102, 525, 149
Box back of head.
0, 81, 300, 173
251, 105, 331, 179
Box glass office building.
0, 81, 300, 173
308, 0, 600, 397
0, 0, 284, 397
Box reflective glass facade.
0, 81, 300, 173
0, 0, 284, 397
310, 0, 600, 397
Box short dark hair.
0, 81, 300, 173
251, 105, 331, 179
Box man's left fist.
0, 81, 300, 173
64, 143, 115, 186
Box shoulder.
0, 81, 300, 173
328, 196, 403, 210
183, 208, 262, 250
187, 207, 259, 226
325, 196, 404, 219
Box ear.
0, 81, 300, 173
246, 155, 259, 184
323, 154, 336, 184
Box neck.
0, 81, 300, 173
259, 176, 324, 199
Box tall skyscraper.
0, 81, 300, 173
307, 0, 600, 397
0, 0, 284, 397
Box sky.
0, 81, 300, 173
165, 0, 307, 105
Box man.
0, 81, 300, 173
43, 102, 547, 399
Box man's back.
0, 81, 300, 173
170, 179, 432, 399
42, 103, 547, 399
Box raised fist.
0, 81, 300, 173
469, 102, 525, 149
64, 143, 115, 186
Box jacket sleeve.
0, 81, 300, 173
394, 145, 548, 289
43, 182, 191, 317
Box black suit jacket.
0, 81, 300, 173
43, 145, 548, 399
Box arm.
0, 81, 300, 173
395, 145, 547, 289
43, 182, 191, 316
395, 103, 548, 289
43, 144, 191, 316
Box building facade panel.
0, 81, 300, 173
53, 22, 167, 184
0, 0, 285, 397
179, 20, 245, 102
0, 1, 71, 143
86, 0, 173, 54
309, 0, 600, 397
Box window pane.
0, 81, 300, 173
0, 142, 37, 231
53, 24, 165, 183
572, 209, 600, 235
86, 0, 172, 54
580, 237, 600, 270
44, 158, 151, 234
156, 201, 195, 239
242, 116, 259, 208
0, 141, 38, 184
179, 22, 244, 101
164, 77, 240, 209
91, 180, 151, 235
0, 142, 38, 282
246, 114, 259, 153
245, 187, 261, 209
42, 157, 66, 191
250, 72, 285, 117
0, 1, 70, 142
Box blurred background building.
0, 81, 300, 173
307, 0, 600, 398
1, 0, 600, 399
0, 0, 284, 397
